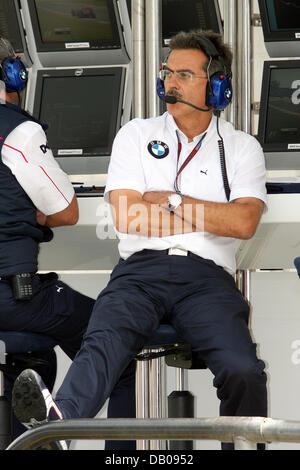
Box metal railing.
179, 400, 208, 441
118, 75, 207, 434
6, 416, 300, 450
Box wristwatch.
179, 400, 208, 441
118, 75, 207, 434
168, 192, 182, 212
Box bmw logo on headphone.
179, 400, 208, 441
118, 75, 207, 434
19, 69, 27, 82
225, 88, 232, 100
148, 140, 169, 159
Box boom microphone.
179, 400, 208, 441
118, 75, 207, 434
164, 94, 212, 112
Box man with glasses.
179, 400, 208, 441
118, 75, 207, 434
13, 30, 268, 450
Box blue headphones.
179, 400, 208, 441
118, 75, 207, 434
0, 56, 28, 93
157, 35, 232, 111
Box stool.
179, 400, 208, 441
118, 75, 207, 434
0, 331, 57, 449
294, 257, 300, 278
135, 324, 206, 450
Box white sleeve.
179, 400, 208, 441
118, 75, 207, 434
2, 121, 75, 215
229, 136, 268, 206
104, 120, 147, 202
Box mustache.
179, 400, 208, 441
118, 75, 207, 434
166, 90, 183, 100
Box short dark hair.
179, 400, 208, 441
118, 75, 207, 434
168, 30, 233, 78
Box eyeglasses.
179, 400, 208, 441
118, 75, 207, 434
159, 69, 207, 83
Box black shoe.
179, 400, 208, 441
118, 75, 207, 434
12, 369, 67, 450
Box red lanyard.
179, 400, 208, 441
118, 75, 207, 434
174, 131, 207, 193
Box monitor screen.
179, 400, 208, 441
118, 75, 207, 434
0, 0, 24, 54
27, 0, 122, 52
264, 0, 300, 32
126, 0, 222, 46
258, 0, 300, 56
32, 67, 125, 174
162, 0, 222, 45
258, 60, 300, 170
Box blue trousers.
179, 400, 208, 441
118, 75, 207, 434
55, 251, 267, 428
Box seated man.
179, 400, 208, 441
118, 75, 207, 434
12, 30, 267, 450
0, 37, 135, 449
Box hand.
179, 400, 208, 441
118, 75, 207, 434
142, 191, 172, 206
36, 209, 47, 225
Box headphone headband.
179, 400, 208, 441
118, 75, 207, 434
194, 35, 220, 59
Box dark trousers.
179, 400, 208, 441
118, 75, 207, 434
0, 272, 135, 448
0, 273, 94, 359
55, 251, 267, 432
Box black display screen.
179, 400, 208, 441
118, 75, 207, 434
266, 0, 300, 31
0, 0, 23, 53
264, 67, 300, 145
162, 0, 221, 43
127, 0, 222, 45
29, 0, 121, 51
34, 68, 123, 157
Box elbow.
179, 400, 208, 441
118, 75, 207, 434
239, 231, 254, 241
68, 213, 79, 225
238, 223, 257, 240
66, 207, 79, 226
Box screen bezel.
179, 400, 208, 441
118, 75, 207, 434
258, 0, 300, 42
258, 59, 300, 154
33, 67, 125, 160
27, 0, 122, 52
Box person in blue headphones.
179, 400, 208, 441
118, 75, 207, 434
13, 30, 268, 450
0, 37, 135, 450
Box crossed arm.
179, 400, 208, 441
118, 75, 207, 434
109, 189, 264, 240
36, 194, 79, 227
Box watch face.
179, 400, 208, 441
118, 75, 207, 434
173, 194, 182, 205
169, 193, 182, 208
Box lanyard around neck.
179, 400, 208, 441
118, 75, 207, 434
174, 131, 207, 193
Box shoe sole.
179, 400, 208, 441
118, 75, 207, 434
12, 369, 47, 426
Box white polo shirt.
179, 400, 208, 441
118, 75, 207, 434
2, 120, 74, 215
105, 112, 267, 274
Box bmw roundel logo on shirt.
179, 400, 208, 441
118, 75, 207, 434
147, 140, 169, 159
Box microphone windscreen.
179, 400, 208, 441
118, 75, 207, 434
164, 95, 177, 104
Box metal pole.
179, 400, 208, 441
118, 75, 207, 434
0, 371, 4, 396
132, 0, 146, 118
236, 0, 252, 133
175, 368, 188, 391
236, 269, 251, 302
149, 354, 167, 450
10, 416, 300, 451
223, 0, 238, 126
234, 436, 257, 450
145, 0, 162, 118
135, 360, 150, 450
136, 349, 167, 450
242, 0, 252, 134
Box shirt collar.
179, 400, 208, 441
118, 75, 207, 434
166, 112, 216, 144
